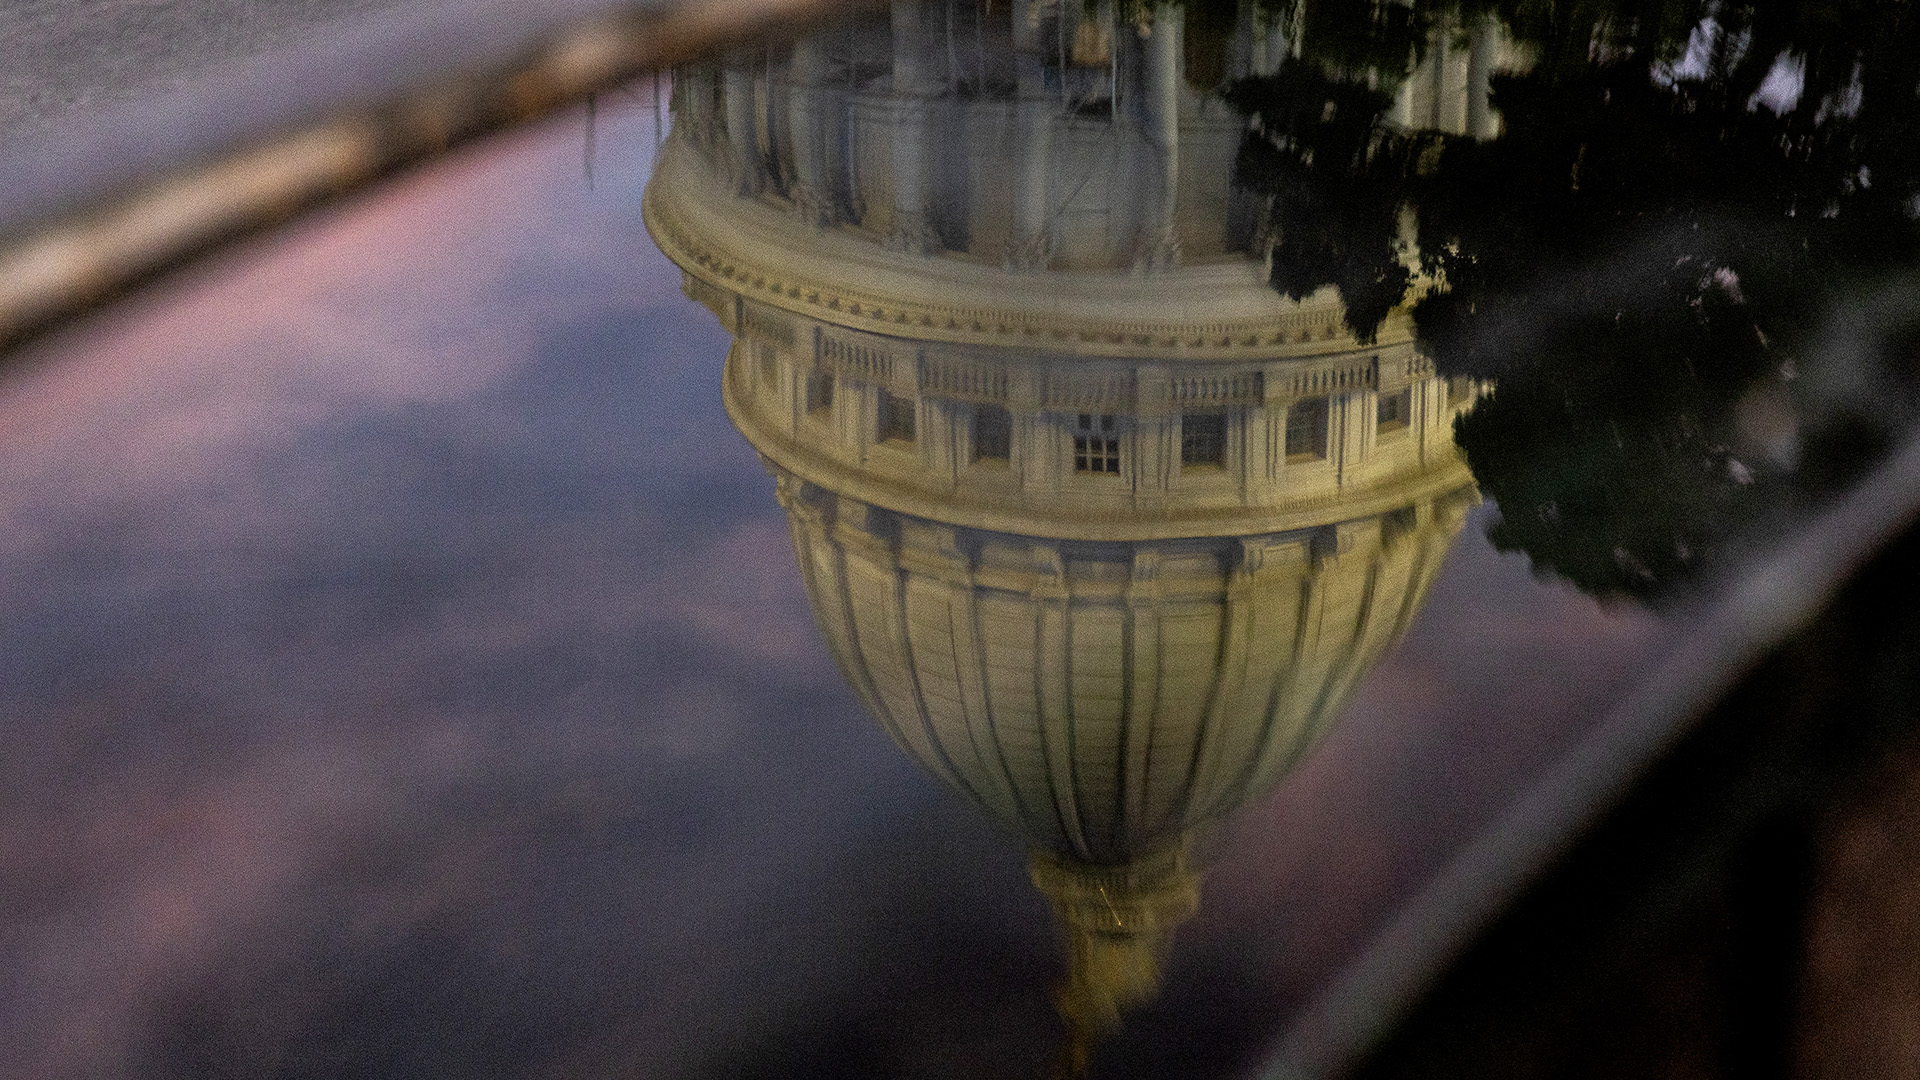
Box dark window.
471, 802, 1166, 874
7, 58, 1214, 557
1447, 376, 1474, 408
879, 389, 916, 443
1286, 398, 1328, 460
973, 404, 1011, 462
1377, 389, 1411, 433
805, 371, 834, 414
755, 344, 777, 389
1181, 411, 1227, 467
1073, 413, 1121, 474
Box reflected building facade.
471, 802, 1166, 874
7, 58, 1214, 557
645, 2, 1481, 1068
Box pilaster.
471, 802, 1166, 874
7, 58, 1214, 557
722, 58, 761, 195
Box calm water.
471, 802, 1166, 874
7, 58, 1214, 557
4, 3, 1917, 1076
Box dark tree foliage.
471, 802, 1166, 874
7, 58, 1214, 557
1225, 67, 1423, 344
1221, 0, 1920, 603
1219, 0, 1437, 343
1444, 250, 1784, 599
1419, 0, 1920, 601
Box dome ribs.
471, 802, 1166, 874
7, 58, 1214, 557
843, 513, 990, 806
1066, 602, 1129, 859
952, 573, 1038, 839
1119, 562, 1163, 853
977, 588, 1064, 848
776, 470, 1476, 868
1033, 565, 1096, 860
1144, 602, 1228, 840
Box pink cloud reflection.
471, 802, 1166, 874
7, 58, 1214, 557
1178, 518, 1669, 1038
0, 97, 852, 1080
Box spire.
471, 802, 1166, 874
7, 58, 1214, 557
1029, 846, 1201, 1078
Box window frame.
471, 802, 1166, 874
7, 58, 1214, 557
1071, 413, 1122, 475
972, 403, 1012, 465
1179, 410, 1228, 469
1376, 388, 1412, 435
877, 388, 916, 444
804, 370, 834, 417
1285, 397, 1330, 463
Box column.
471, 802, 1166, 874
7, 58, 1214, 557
1426, 18, 1451, 131
924, 396, 966, 485
1465, 16, 1499, 140
1007, 0, 1057, 269
1333, 392, 1365, 486
1386, 57, 1417, 129
677, 62, 721, 159
1253, 0, 1287, 75
722, 53, 762, 195
1134, 3, 1182, 270
787, 36, 835, 225
888, 0, 942, 254
1012, 365, 1056, 494
1132, 364, 1173, 499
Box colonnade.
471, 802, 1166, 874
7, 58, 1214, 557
674, 0, 1207, 270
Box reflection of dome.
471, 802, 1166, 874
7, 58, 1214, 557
774, 467, 1472, 864
645, 1, 1481, 1066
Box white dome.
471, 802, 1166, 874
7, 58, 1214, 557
775, 468, 1473, 863
648, 15, 1483, 860
645, 7, 1500, 1055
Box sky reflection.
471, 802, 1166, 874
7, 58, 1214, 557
0, 95, 1042, 1080
0, 86, 1668, 1080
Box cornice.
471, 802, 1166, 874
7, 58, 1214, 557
643, 136, 1418, 362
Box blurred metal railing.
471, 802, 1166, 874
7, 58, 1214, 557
0, 0, 876, 354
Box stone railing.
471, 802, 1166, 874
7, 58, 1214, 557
1170, 371, 1264, 407
918, 354, 1009, 403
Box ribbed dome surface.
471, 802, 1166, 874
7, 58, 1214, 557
775, 470, 1473, 863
